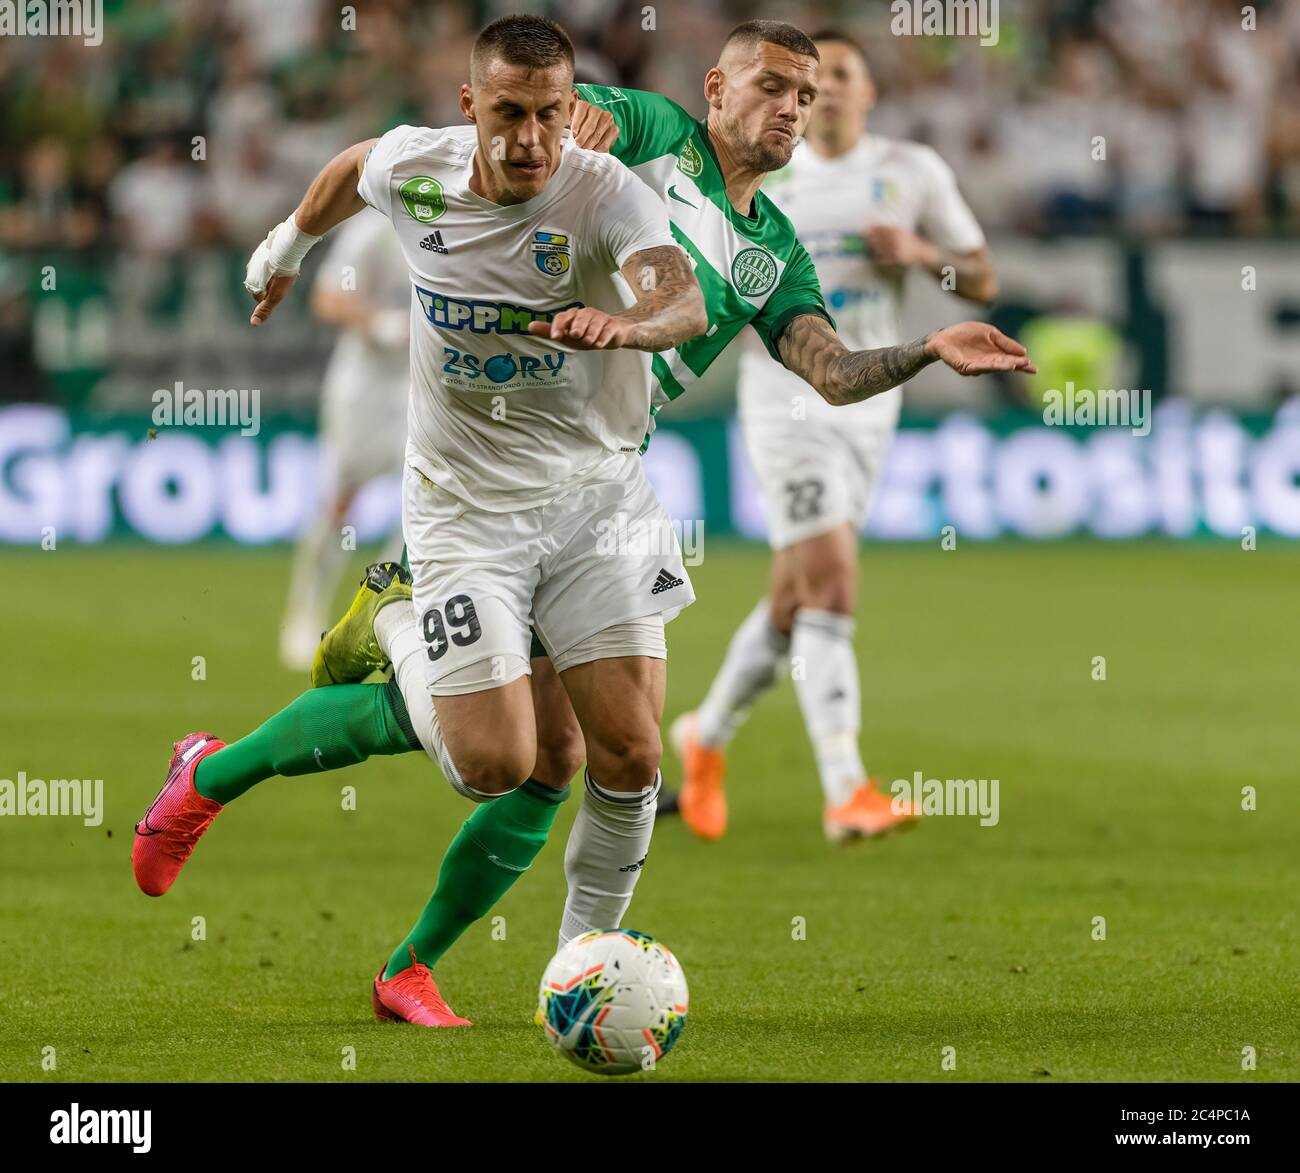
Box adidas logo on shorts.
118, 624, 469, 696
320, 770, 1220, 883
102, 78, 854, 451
651, 568, 684, 595
419, 230, 448, 254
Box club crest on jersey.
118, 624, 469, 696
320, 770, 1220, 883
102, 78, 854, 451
399, 176, 446, 223
731, 246, 777, 298
871, 177, 900, 209
677, 139, 703, 179
532, 230, 571, 276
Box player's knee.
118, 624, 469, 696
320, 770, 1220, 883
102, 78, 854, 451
533, 724, 585, 788
800, 583, 854, 615
590, 725, 661, 790
455, 749, 533, 798
797, 563, 855, 615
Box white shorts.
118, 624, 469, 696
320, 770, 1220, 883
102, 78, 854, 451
743, 395, 900, 550
402, 453, 695, 695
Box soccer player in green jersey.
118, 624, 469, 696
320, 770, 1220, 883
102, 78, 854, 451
132, 19, 1034, 1025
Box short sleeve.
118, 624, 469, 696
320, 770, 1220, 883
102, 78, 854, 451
573, 84, 694, 166
595, 164, 680, 272
749, 240, 834, 362
357, 124, 422, 219
916, 146, 986, 254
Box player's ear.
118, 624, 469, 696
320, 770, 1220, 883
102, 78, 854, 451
703, 66, 724, 110
459, 83, 476, 124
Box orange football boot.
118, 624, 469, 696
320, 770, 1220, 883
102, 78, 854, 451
133, 732, 227, 896
372, 946, 472, 1028
669, 712, 728, 841
823, 779, 921, 843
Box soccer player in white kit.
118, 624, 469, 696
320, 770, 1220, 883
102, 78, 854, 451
673, 31, 1000, 843
135, 19, 1034, 1029
239, 15, 707, 1020
279, 208, 411, 670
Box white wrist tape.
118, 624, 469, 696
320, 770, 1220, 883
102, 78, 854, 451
243, 215, 322, 297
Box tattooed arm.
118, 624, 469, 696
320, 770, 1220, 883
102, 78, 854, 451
612, 245, 707, 350
527, 245, 706, 352
776, 315, 1035, 406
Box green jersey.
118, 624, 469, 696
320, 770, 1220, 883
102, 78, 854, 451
574, 84, 832, 415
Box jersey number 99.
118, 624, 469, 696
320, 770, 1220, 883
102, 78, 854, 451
423, 595, 483, 662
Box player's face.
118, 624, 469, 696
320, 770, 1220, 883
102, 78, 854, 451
462, 60, 575, 204
809, 42, 874, 136
710, 44, 819, 172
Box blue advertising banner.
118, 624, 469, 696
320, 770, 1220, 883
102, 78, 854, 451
2, 401, 1299, 545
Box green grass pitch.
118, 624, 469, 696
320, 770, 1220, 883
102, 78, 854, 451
1, 542, 1296, 1082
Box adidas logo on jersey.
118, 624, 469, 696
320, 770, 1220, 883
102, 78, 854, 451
419, 230, 448, 254
651, 568, 684, 595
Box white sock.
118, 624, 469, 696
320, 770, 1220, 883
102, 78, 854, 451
285, 512, 349, 636
374, 601, 494, 802
559, 770, 660, 948
695, 599, 790, 748
791, 609, 865, 808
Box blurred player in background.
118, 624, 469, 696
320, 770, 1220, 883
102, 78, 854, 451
279, 208, 410, 670
670, 31, 999, 843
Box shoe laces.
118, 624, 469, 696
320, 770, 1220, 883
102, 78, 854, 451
389, 946, 456, 1016
158, 794, 216, 862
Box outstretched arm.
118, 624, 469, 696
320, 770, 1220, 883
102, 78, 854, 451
866, 229, 999, 305
776, 315, 1035, 406
527, 245, 706, 352
245, 138, 378, 327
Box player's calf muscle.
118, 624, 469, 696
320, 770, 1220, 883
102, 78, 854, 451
530, 658, 585, 787
786, 527, 857, 615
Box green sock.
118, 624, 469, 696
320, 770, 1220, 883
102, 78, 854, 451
194, 680, 420, 804
385, 779, 569, 978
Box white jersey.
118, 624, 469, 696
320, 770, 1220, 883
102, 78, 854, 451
358, 124, 678, 512
313, 208, 411, 426
737, 133, 985, 424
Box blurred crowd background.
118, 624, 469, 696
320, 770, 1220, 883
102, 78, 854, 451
2, 0, 1299, 410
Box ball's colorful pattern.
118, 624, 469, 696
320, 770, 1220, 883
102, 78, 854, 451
537, 930, 689, 1075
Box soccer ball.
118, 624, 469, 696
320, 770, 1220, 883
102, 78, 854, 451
537, 929, 688, 1075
